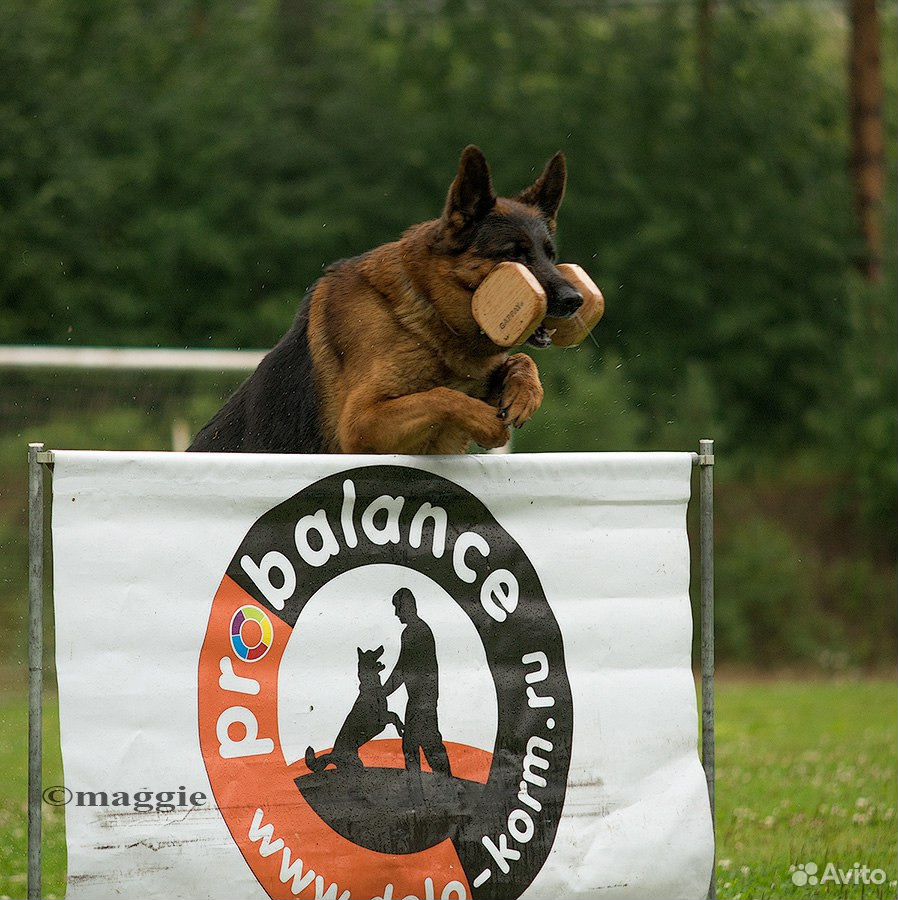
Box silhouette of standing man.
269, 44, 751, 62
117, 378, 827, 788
383, 588, 451, 777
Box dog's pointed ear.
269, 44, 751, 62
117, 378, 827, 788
517, 151, 567, 225
357, 647, 363, 659
442, 145, 496, 232
375, 644, 385, 657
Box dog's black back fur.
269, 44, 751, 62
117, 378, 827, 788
188, 295, 326, 453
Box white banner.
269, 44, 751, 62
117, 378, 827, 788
51, 451, 712, 900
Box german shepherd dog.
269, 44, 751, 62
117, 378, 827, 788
304, 646, 403, 773
189, 146, 583, 454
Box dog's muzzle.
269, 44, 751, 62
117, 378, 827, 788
549, 284, 584, 319
526, 278, 584, 348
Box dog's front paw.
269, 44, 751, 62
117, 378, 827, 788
497, 353, 544, 428
474, 414, 512, 450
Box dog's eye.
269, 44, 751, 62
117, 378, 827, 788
544, 242, 556, 261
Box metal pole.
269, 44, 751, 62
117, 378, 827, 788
699, 439, 716, 900
28, 442, 44, 900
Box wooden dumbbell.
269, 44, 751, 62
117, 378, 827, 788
472, 262, 604, 348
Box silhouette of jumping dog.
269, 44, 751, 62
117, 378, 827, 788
383, 588, 451, 777
305, 646, 404, 773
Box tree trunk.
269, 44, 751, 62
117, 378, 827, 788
191, 0, 208, 38
697, 0, 716, 91
278, 0, 318, 62
849, 0, 885, 282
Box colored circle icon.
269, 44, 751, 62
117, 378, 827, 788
230, 605, 273, 662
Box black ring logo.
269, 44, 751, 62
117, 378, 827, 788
203, 465, 573, 900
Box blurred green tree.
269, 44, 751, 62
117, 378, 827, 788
0, 0, 894, 667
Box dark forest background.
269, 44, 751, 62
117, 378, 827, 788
0, 0, 895, 668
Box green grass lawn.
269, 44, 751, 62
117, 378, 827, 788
713, 678, 897, 899
0, 688, 65, 900
0, 677, 895, 899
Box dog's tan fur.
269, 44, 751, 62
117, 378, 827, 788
309, 148, 576, 454
309, 208, 546, 453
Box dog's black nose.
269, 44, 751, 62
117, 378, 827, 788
552, 286, 583, 319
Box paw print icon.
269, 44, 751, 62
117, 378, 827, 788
791, 862, 819, 886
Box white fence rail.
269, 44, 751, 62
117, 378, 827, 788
0, 345, 516, 453
0, 345, 265, 371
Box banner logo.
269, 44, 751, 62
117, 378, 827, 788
230, 605, 274, 662
198, 465, 573, 899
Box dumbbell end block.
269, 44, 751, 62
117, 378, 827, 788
471, 262, 547, 348
546, 264, 605, 347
